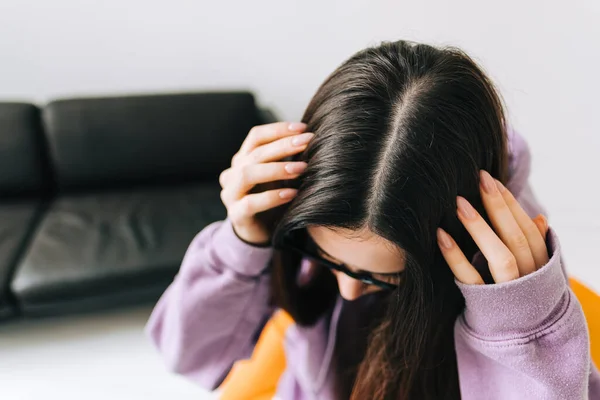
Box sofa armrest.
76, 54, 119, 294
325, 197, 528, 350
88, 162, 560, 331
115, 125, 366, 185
257, 108, 280, 125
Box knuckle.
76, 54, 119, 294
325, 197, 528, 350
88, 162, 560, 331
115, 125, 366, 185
496, 253, 517, 272
503, 188, 517, 201
239, 165, 252, 183
490, 195, 506, 208
503, 194, 516, 206
218, 169, 228, 187
231, 153, 240, 167
509, 233, 530, 252
249, 124, 270, 143
229, 207, 242, 226
249, 148, 262, 164
248, 125, 260, 139
220, 189, 229, 205
525, 220, 541, 236
238, 197, 254, 216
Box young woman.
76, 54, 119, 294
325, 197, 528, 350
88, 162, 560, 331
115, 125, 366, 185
146, 40, 600, 399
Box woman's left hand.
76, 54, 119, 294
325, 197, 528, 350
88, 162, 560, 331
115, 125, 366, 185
436, 170, 550, 285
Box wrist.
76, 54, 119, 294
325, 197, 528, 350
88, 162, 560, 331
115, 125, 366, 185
232, 224, 272, 248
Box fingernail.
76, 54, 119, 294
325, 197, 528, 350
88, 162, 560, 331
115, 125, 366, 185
279, 188, 298, 199
494, 179, 506, 193
457, 196, 476, 219
292, 132, 314, 146
479, 170, 498, 194
288, 122, 307, 132
285, 162, 307, 174
437, 228, 453, 249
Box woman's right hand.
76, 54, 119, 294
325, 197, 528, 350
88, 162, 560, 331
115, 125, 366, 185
219, 122, 314, 246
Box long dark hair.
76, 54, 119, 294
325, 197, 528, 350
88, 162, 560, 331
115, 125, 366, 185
267, 40, 509, 399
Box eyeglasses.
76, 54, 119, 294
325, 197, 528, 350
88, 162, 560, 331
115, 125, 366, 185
277, 230, 400, 291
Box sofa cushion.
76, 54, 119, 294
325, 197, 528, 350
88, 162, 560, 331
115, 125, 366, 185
0, 201, 41, 319
0, 103, 48, 198
42, 92, 260, 192
11, 183, 226, 316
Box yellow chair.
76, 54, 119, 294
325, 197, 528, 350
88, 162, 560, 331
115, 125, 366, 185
569, 277, 600, 366
219, 278, 600, 399
219, 310, 293, 400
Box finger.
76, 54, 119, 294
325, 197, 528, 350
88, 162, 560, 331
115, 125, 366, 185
495, 179, 549, 270
532, 215, 545, 237
247, 132, 314, 165
219, 168, 231, 188
228, 161, 307, 199
437, 228, 484, 285
479, 170, 536, 276
229, 188, 298, 223
532, 214, 549, 240
456, 196, 520, 283
531, 214, 549, 268
239, 122, 307, 156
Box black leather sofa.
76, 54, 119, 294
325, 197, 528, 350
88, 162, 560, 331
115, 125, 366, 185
0, 91, 276, 319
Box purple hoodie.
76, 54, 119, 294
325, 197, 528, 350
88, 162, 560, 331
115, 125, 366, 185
145, 128, 600, 399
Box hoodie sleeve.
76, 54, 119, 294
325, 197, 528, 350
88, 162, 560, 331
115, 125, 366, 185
454, 227, 600, 399
453, 128, 600, 399
144, 218, 276, 390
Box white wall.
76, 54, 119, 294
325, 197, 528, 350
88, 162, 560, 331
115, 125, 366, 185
0, 0, 598, 286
